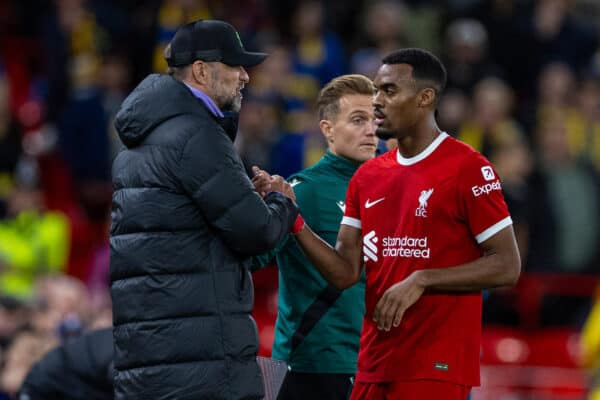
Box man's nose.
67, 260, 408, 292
366, 118, 377, 136
372, 92, 383, 108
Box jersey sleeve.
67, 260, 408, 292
458, 153, 512, 244
341, 173, 361, 229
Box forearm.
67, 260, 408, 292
416, 251, 521, 292
294, 225, 361, 289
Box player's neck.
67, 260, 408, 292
396, 116, 441, 158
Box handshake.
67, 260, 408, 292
251, 166, 296, 202
252, 166, 304, 234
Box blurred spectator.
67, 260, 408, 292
236, 93, 281, 175
85, 214, 111, 315
97, 54, 132, 161
0, 297, 30, 352
55, 53, 111, 183
465, 0, 528, 93
290, 1, 346, 87
31, 276, 90, 338
488, 135, 534, 260
443, 18, 503, 94
246, 43, 293, 100
351, 0, 409, 79
514, 0, 598, 98
222, 0, 270, 51
244, 40, 322, 177
0, 72, 23, 193
568, 73, 600, 172
285, 1, 346, 174
527, 112, 600, 274
17, 328, 113, 400
0, 158, 70, 300
456, 77, 524, 159
41, 0, 110, 122
0, 331, 57, 398
437, 88, 470, 134
533, 63, 600, 172
152, 0, 213, 73
35, 0, 114, 237
520, 61, 576, 133
538, 62, 576, 109
0, 274, 98, 398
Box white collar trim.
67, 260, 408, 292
396, 132, 449, 166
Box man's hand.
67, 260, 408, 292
373, 271, 426, 331
252, 166, 272, 196
251, 166, 296, 202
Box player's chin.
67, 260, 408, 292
375, 127, 395, 140
357, 145, 377, 160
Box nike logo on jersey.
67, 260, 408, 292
337, 201, 345, 213
365, 197, 385, 209
289, 179, 301, 187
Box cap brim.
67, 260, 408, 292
223, 51, 268, 67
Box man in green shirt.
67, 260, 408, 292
253, 74, 378, 399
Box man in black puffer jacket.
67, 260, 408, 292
110, 20, 298, 399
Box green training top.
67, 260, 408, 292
253, 151, 365, 374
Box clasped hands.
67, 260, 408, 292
251, 166, 296, 202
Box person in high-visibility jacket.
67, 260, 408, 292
0, 184, 69, 299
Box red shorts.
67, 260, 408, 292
350, 379, 470, 400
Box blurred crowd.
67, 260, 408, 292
1, 0, 600, 397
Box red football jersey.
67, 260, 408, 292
342, 133, 512, 386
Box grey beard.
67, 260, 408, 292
222, 95, 242, 112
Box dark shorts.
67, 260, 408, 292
277, 371, 354, 400
350, 379, 470, 400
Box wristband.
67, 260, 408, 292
291, 214, 305, 234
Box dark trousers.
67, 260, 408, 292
277, 371, 354, 400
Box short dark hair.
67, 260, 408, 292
382, 48, 447, 95
317, 74, 375, 121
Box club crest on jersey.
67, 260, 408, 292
415, 188, 434, 217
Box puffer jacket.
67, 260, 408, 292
110, 74, 297, 399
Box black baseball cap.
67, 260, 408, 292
165, 19, 267, 68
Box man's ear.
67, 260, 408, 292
319, 119, 334, 143
191, 61, 209, 85
418, 88, 436, 108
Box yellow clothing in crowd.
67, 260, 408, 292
0, 211, 69, 299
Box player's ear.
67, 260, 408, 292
319, 119, 334, 143
418, 88, 435, 108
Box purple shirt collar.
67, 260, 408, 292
183, 83, 224, 118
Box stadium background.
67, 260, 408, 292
1, 0, 600, 398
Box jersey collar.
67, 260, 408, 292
396, 132, 449, 166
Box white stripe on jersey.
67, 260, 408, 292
341, 216, 361, 229
475, 216, 513, 243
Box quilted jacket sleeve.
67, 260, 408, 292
178, 124, 298, 255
